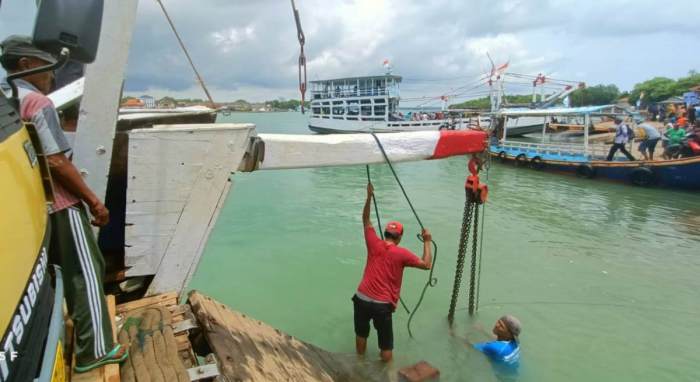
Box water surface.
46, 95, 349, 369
190, 112, 700, 381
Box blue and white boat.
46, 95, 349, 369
489, 106, 700, 190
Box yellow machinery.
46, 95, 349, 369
0, 94, 64, 382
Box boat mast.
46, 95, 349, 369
584, 112, 590, 156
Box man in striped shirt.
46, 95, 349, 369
1, 35, 127, 372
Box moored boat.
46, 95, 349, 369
489, 106, 700, 189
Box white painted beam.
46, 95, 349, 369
250, 130, 488, 171
71, 0, 139, 202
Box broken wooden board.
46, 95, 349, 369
187, 291, 385, 382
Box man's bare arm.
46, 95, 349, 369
363, 182, 374, 228
47, 153, 109, 226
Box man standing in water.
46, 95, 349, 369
473, 315, 522, 370
352, 182, 432, 362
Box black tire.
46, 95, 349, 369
630, 167, 656, 187
575, 164, 596, 179
515, 154, 528, 167
530, 156, 544, 170
498, 151, 507, 163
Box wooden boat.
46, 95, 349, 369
489, 106, 700, 189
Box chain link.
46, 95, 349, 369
290, 0, 307, 113
468, 203, 480, 315
447, 191, 474, 324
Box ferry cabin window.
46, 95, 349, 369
374, 98, 385, 103
374, 105, 386, 116
361, 105, 372, 116
333, 106, 344, 115
347, 100, 359, 115
360, 99, 372, 104
312, 107, 321, 114
322, 106, 330, 114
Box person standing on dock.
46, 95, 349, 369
0, 36, 127, 372
637, 118, 661, 160
352, 182, 432, 362
606, 116, 636, 161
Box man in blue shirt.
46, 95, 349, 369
473, 315, 522, 369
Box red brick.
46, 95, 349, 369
398, 361, 440, 382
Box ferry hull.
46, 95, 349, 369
490, 146, 700, 190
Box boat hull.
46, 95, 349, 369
490, 145, 700, 190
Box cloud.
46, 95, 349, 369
211, 24, 256, 53
1, 0, 698, 102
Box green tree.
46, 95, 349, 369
569, 84, 620, 106
629, 77, 677, 104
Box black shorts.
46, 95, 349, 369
352, 294, 394, 351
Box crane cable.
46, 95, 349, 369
366, 133, 438, 338
155, 0, 215, 107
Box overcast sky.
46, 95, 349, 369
1, 0, 698, 105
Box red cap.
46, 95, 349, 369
385, 221, 403, 236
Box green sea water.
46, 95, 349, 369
189, 112, 700, 382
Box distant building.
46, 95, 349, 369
139, 95, 155, 108
157, 97, 176, 109
121, 98, 145, 108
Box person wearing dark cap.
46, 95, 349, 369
473, 315, 522, 369
606, 116, 636, 161
0, 35, 127, 372
352, 182, 432, 362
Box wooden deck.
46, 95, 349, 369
187, 291, 384, 382
69, 292, 195, 382
68, 291, 393, 381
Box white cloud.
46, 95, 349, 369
211, 24, 256, 53
1, 0, 698, 101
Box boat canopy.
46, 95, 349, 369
496, 105, 614, 117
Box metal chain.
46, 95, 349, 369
447, 191, 474, 324
468, 202, 480, 315
290, 0, 307, 113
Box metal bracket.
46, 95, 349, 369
171, 318, 198, 334
187, 364, 220, 381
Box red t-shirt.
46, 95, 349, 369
357, 226, 422, 308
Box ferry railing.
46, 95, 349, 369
310, 87, 394, 99
496, 141, 612, 159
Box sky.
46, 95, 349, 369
1, 0, 698, 106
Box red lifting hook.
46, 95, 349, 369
465, 157, 488, 204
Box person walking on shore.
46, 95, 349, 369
352, 182, 432, 362
606, 116, 636, 161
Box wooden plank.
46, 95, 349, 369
71, 0, 138, 203
103, 296, 120, 382
116, 292, 178, 314
187, 291, 375, 382
122, 124, 255, 295
71, 296, 120, 382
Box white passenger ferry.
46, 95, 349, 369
308, 74, 546, 135
308, 74, 472, 133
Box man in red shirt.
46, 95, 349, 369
353, 182, 432, 362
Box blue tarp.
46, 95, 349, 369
683, 92, 699, 106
